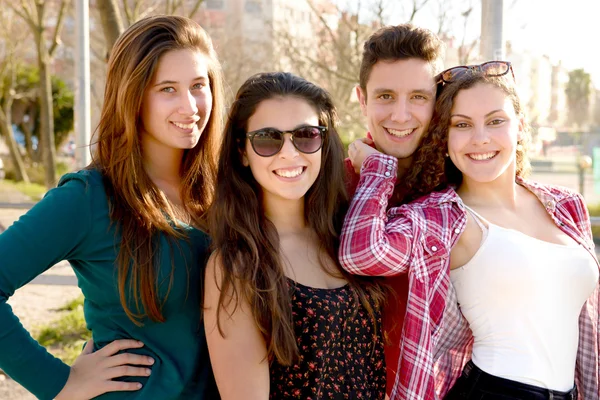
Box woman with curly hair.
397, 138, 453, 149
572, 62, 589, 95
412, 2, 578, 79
0, 15, 223, 399
204, 72, 386, 399
339, 62, 599, 399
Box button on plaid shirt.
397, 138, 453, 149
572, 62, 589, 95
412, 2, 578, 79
339, 154, 600, 400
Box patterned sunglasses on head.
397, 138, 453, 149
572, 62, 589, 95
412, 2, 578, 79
436, 61, 515, 85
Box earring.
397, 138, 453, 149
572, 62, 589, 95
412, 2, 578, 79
516, 143, 523, 152
445, 152, 449, 157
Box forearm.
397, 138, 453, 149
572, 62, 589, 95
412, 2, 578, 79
0, 300, 70, 399
339, 154, 414, 276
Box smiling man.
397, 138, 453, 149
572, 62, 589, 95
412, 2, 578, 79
343, 24, 445, 399
346, 24, 445, 187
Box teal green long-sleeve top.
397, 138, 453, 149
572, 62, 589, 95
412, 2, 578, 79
0, 169, 219, 400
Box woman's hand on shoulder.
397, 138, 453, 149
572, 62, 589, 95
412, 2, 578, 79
348, 138, 380, 173
55, 339, 154, 400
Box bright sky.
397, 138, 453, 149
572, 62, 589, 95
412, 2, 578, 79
506, 0, 600, 86
385, 0, 600, 87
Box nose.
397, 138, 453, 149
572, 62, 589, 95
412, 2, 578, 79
179, 90, 198, 115
390, 98, 411, 123
278, 133, 299, 158
472, 124, 491, 145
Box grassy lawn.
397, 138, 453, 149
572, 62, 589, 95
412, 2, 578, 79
0, 179, 47, 201
36, 295, 91, 365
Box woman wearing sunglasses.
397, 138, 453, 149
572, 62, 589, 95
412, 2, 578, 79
340, 61, 599, 399
204, 71, 386, 399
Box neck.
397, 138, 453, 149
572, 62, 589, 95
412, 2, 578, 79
141, 136, 185, 187
397, 156, 413, 179
457, 169, 519, 210
264, 197, 307, 235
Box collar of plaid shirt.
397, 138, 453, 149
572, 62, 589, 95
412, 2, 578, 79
339, 153, 600, 400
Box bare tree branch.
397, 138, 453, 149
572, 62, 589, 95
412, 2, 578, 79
123, 0, 134, 25
8, 1, 36, 32
188, 0, 204, 19
409, 0, 431, 22
49, 0, 70, 58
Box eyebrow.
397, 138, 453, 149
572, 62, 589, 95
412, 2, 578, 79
371, 88, 435, 97
153, 76, 208, 87
451, 109, 505, 119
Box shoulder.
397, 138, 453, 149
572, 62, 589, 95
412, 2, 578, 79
58, 168, 104, 188
388, 187, 464, 234
401, 186, 462, 210
519, 178, 581, 203
38, 169, 102, 206
519, 178, 588, 222
44, 168, 111, 220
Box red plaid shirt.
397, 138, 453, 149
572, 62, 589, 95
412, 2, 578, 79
345, 156, 410, 397
339, 153, 600, 400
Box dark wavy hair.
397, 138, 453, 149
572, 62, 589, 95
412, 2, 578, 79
92, 15, 224, 325
208, 72, 383, 365
399, 72, 531, 203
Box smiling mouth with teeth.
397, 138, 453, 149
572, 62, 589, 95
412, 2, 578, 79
274, 167, 305, 178
172, 121, 197, 130
386, 127, 415, 138
468, 152, 498, 161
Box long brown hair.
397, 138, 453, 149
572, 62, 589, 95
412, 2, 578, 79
92, 15, 224, 325
208, 72, 383, 365
399, 72, 531, 203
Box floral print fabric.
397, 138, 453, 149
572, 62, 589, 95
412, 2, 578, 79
269, 280, 386, 399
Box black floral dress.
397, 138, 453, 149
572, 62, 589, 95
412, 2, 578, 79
269, 280, 386, 399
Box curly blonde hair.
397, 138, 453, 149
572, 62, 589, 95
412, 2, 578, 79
397, 72, 531, 203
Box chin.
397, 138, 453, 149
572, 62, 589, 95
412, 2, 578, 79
179, 139, 201, 150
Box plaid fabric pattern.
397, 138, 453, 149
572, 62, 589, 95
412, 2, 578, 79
339, 153, 600, 400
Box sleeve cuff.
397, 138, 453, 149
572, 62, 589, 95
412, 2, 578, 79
361, 153, 398, 180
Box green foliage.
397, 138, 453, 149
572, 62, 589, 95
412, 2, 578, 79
36, 295, 90, 365
7, 65, 75, 150
0, 179, 47, 201
51, 75, 75, 148
59, 295, 85, 312
2, 156, 72, 187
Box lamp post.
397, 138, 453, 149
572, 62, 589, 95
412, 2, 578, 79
578, 155, 592, 197
75, 0, 91, 169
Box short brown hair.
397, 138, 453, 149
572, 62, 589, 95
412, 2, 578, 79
359, 24, 445, 93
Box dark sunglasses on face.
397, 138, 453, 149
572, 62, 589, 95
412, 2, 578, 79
436, 61, 515, 84
246, 125, 327, 157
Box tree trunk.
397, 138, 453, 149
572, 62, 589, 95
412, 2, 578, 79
96, 0, 124, 59
19, 122, 36, 161
0, 108, 29, 183
37, 50, 57, 188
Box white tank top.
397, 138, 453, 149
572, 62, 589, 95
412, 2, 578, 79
450, 205, 599, 391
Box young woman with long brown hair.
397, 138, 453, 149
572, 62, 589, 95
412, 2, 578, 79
0, 15, 223, 399
204, 72, 386, 399
340, 63, 599, 399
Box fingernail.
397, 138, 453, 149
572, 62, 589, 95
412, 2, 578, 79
138, 341, 144, 346
145, 369, 152, 375
148, 358, 155, 364
137, 383, 143, 389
